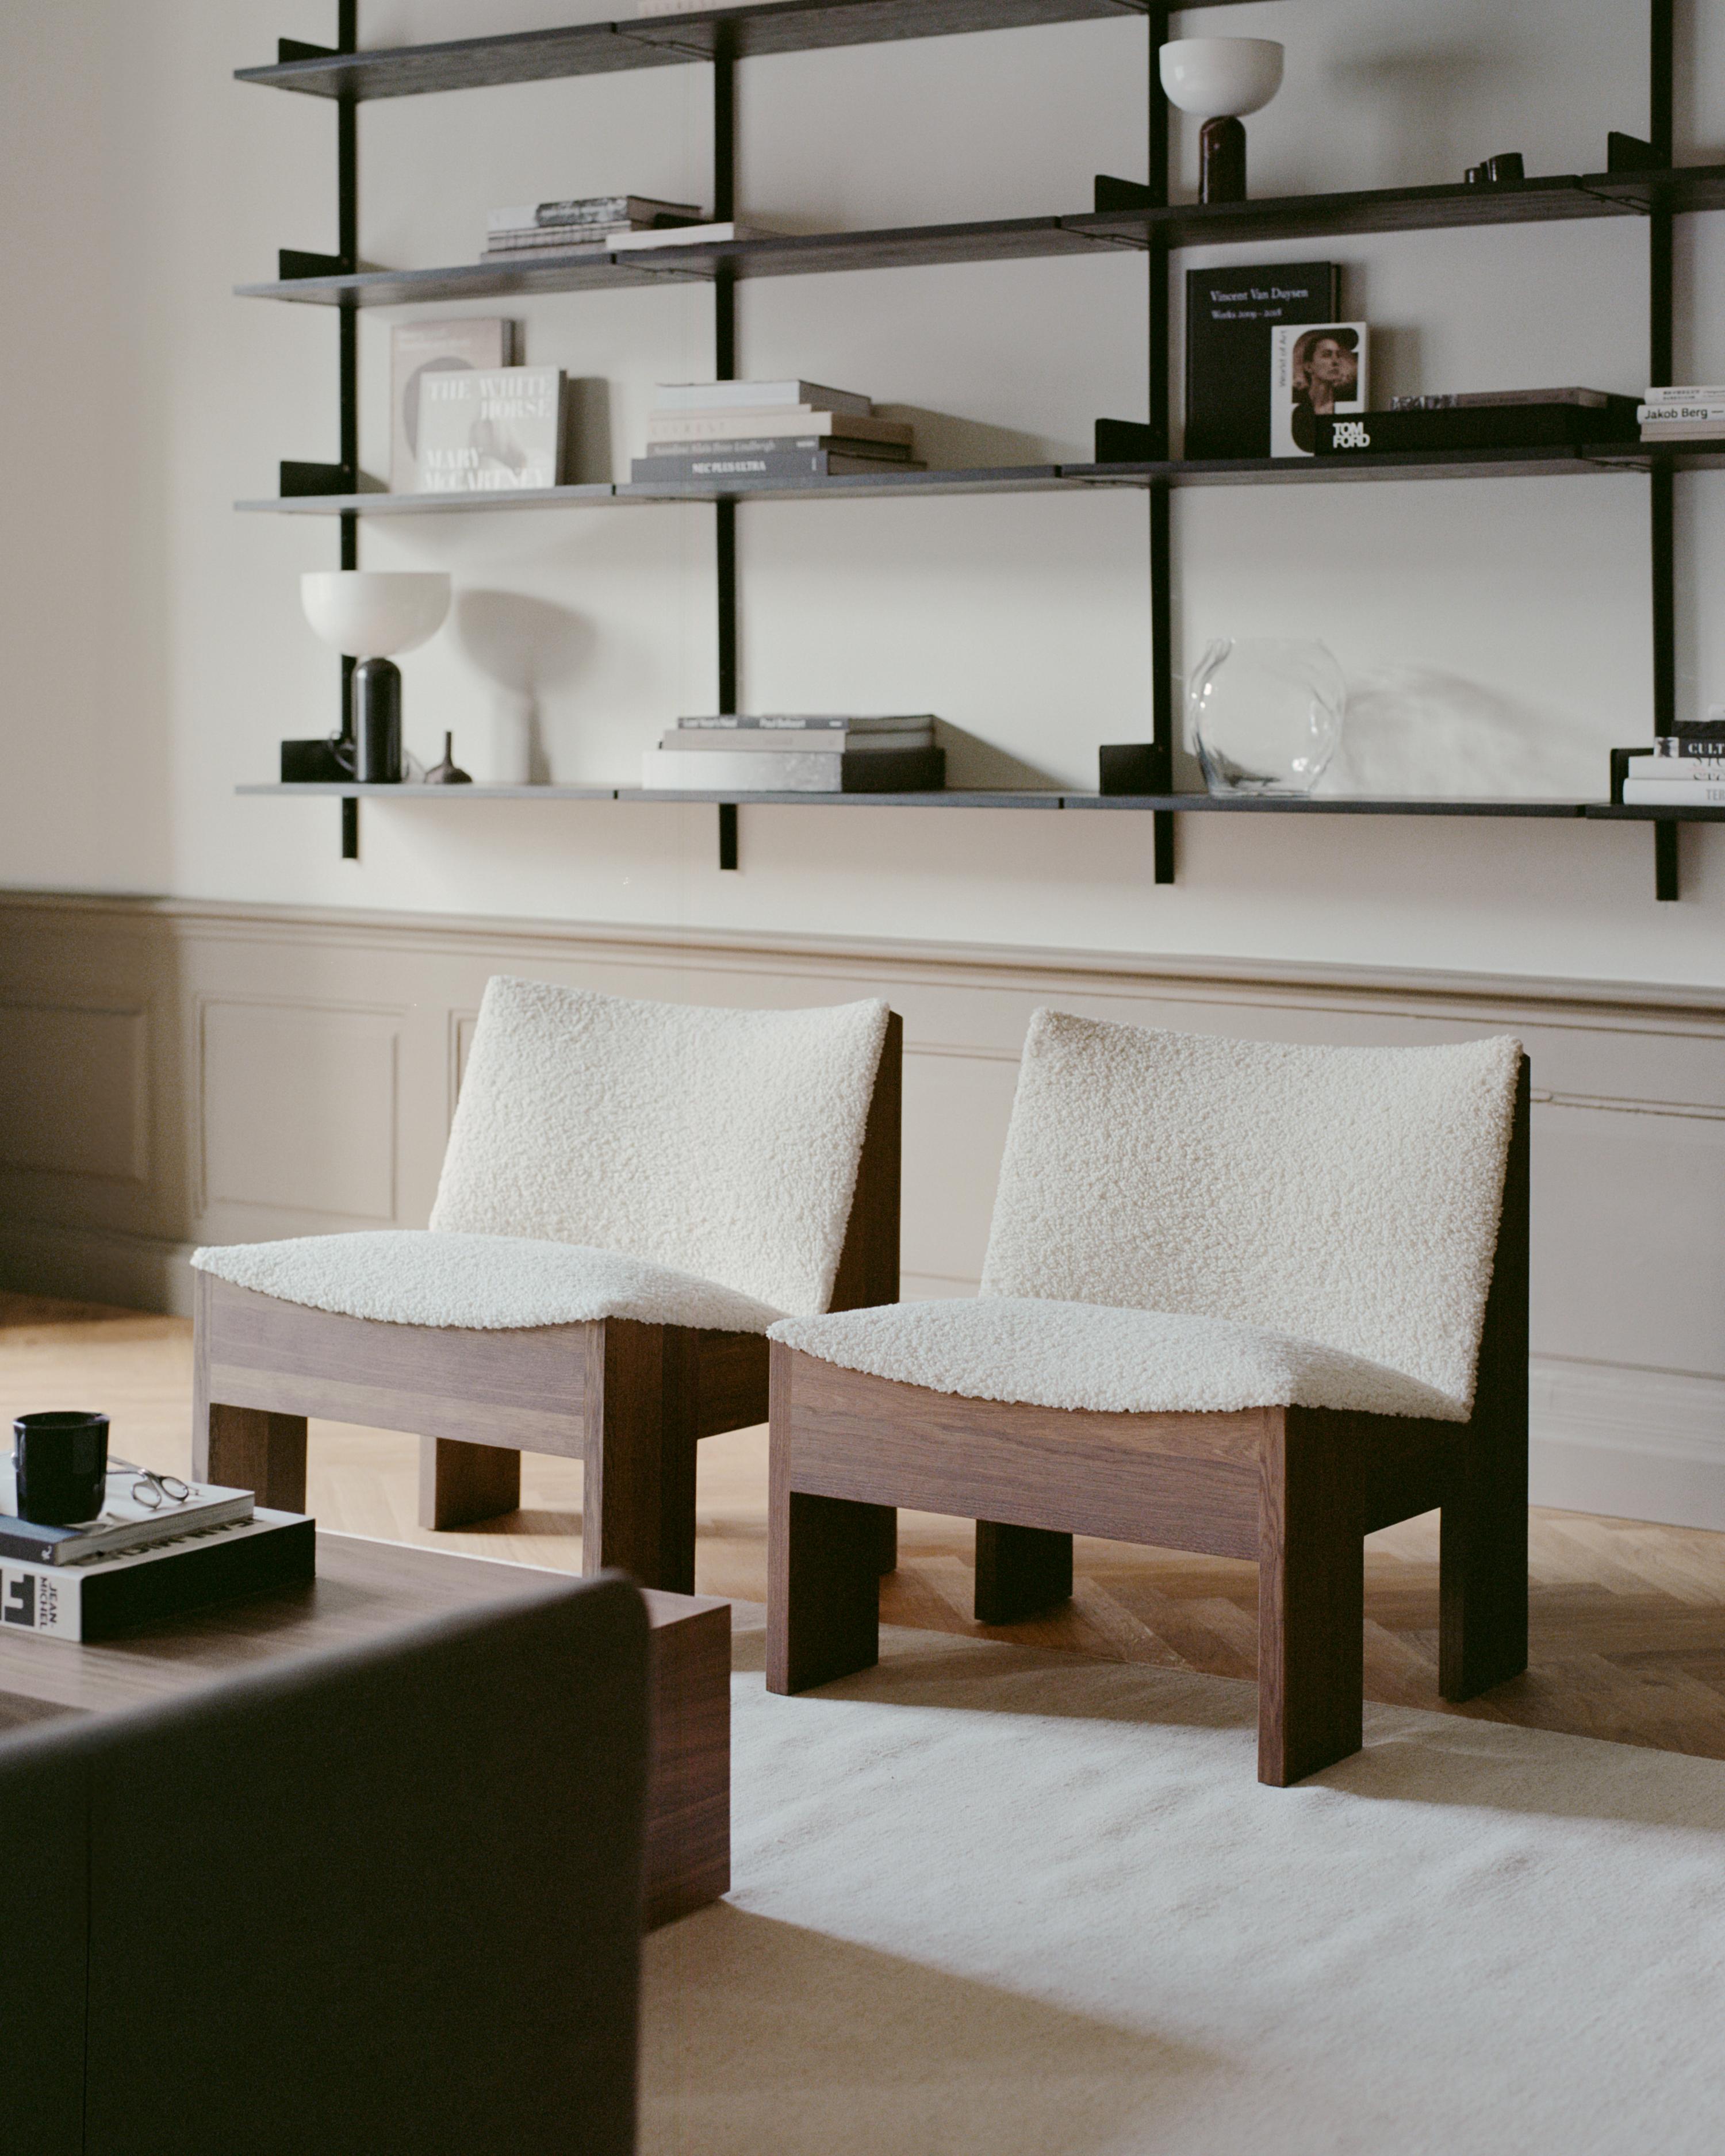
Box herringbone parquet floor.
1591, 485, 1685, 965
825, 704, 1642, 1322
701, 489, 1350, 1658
6, 1293, 1724, 1759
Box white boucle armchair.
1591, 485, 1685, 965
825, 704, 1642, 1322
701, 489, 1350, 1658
191, 977, 901, 1591
766, 1010, 1530, 1787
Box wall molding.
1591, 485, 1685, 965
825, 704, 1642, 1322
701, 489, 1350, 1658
2, 889, 1721, 1529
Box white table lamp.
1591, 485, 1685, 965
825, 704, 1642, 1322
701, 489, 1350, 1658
1159, 38, 1284, 205
301, 571, 451, 782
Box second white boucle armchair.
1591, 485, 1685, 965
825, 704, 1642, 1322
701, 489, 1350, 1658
191, 976, 901, 1591
766, 1010, 1530, 1786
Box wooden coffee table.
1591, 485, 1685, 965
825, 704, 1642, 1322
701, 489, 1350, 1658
0, 1531, 730, 1929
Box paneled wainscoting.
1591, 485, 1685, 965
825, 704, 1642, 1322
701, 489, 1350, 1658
1, 890, 1720, 1527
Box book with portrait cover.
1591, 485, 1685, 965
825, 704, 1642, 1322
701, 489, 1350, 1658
1270, 321, 1370, 457
417, 367, 573, 492
390, 318, 518, 493
1184, 263, 1337, 459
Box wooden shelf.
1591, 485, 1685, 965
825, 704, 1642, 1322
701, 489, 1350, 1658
236, 171, 1725, 312
235, 3, 1257, 103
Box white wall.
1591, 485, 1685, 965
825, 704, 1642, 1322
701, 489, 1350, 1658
2, 0, 1724, 976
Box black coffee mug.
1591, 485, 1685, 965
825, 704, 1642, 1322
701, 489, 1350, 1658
13, 1411, 110, 1526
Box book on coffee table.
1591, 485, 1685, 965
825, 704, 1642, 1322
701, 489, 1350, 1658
0, 1510, 314, 1641
0, 1467, 254, 1565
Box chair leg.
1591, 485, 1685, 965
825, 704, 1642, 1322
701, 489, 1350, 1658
767, 1476, 885, 1696
974, 1521, 1073, 1624
1258, 1407, 1363, 1787
195, 1404, 308, 1513
1439, 1409, 1529, 1701
418, 1438, 522, 1531
581, 1322, 699, 1593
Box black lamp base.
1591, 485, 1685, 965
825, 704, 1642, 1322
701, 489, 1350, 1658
1199, 116, 1247, 205
354, 657, 402, 783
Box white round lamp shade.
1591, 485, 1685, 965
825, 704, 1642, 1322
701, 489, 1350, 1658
300, 571, 451, 657
1159, 37, 1284, 118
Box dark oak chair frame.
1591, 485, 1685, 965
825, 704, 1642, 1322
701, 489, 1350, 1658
768, 1057, 1529, 1787
195, 1015, 902, 1595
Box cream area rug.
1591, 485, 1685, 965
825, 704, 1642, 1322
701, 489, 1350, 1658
642, 1613, 1725, 2155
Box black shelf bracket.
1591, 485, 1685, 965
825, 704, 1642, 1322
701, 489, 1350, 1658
1648, 0, 1677, 900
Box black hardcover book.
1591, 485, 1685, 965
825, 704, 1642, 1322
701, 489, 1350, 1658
0, 1513, 315, 1641
1314, 398, 1640, 456
1185, 262, 1337, 459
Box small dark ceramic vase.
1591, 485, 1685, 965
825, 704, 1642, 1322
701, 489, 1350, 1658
425, 731, 472, 785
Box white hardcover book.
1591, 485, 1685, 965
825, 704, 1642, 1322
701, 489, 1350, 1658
644, 747, 846, 791
389, 318, 517, 493
610, 222, 775, 251
0, 1464, 253, 1564
675, 713, 936, 731
645, 409, 911, 445
1270, 322, 1370, 458
1642, 385, 1725, 404
1624, 755, 1722, 781
657, 728, 932, 752
654, 380, 873, 417
417, 367, 571, 492
1622, 780, 1725, 804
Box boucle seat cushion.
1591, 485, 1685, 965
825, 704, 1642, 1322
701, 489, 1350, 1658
768, 1297, 1465, 1420
428, 977, 890, 1318
978, 1011, 1522, 1415
192, 1231, 785, 1334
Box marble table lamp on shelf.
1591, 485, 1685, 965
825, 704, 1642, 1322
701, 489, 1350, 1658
301, 570, 451, 783
1160, 37, 1284, 205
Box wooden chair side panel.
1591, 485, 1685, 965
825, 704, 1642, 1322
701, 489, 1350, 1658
780, 1351, 1261, 1560
827, 1010, 902, 1315
197, 1276, 591, 1455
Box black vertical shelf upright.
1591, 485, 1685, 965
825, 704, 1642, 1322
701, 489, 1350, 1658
1648, 0, 1678, 899
1145, 12, 1174, 887
714, 41, 741, 871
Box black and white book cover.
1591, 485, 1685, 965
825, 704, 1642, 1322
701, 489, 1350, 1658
1184, 263, 1337, 459
1271, 323, 1370, 457
390, 318, 518, 493
418, 367, 571, 492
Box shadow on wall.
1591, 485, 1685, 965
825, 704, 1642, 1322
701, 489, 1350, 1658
873, 408, 1071, 471
1318, 665, 1615, 797
935, 723, 1063, 791
1327, 44, 1511, 186
455, 590, 594, 785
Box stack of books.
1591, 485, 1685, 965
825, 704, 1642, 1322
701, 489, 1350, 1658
484, 195, 700, 259
0, 1465, 313, 1640
631, 381, 923, 484
1621, 720, 1725, 806
1638, 388, 1725, 443
641, 715, 945, 793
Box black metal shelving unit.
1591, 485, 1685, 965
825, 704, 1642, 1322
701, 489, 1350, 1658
236, 0, 1713, 895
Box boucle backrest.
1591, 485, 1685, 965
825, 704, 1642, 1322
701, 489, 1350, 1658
980, 1012, 1523, 1411
430, 979, 891, 1318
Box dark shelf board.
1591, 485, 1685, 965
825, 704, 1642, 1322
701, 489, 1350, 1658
239, 783, 1617, 819
234, 3, 1272, 103
1071, 170, 1685, 250
1585, 801, 1725, 822
236, 448, 1660, 517
1072, 795, 1590, 817
1068, 447, 1640, 487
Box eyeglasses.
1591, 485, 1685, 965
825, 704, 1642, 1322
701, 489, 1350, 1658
109, 1458, 194, 1510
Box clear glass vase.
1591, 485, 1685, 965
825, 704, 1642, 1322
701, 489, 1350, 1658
1190, 638, 1347, 796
